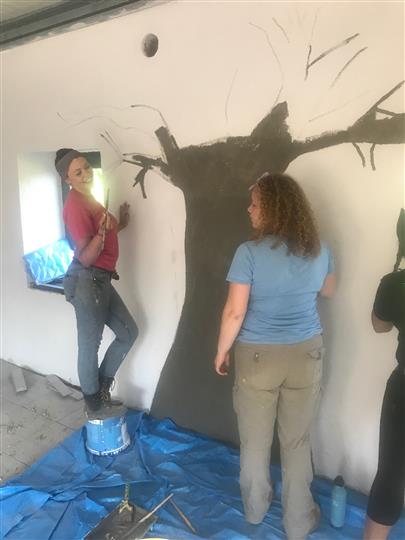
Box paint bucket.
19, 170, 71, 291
85, 414, 130, 456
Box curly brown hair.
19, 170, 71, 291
251, 172, 320, 258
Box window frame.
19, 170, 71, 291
24, 151, 103, 294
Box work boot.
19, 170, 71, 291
83, 391, 125, 420
99, 376, 123, 407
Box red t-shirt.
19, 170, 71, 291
63, 189, 119, 272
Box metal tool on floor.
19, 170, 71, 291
118, 483, 136, 523
84, 486, 174, 540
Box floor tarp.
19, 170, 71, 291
1, 411, 404, 539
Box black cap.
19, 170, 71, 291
55, 148, 83, 180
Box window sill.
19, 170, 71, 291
29, 279, 64, 294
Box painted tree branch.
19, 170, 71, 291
367, 81, 404, 113
330, 46, 368, 88
297, 113, 405, 160
376, 108, 402, 117
352, 143, 366, 168
102, 76, 403, 193
124, 89, 404, 190
297, 82, 405, 159
308, 32, 360, 70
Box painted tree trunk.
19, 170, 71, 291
148, 97, 404, 443
150, 105, 299, 443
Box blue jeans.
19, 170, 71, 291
63, 260, 138, 395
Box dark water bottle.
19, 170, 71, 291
330, 475, 347, 528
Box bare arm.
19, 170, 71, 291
319, 272, 336, 298
214, 283, 250, 375
371, 311, 394, 333
75, 235, 104, 268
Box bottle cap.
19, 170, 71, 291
334, 475, 345, 487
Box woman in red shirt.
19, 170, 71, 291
56, 148, 138, 419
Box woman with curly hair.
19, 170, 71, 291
214, 172, 335, 539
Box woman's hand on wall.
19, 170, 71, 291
214, 351, 230, 376
118, 202, 130, 231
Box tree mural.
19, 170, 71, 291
72, 14, 405, 443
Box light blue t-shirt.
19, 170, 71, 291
226, 237, 334, 344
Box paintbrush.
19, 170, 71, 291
170, 498, 197, 534
101, 188, 110, 243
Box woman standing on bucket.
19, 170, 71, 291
214, 172, 335, 540
56, 148, 138, 420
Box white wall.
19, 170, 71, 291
1, 1, 403, 495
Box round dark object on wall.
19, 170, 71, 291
143, 34, 159, 57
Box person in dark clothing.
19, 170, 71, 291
364, 210, 405, 540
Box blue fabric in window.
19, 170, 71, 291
23, 238, 74, 284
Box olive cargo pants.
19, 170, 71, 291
233, 335, 324, 539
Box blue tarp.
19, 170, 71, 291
1, 412, 404, 539
23, 238, 73, 285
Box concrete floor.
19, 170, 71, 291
0, 359, 86, 483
